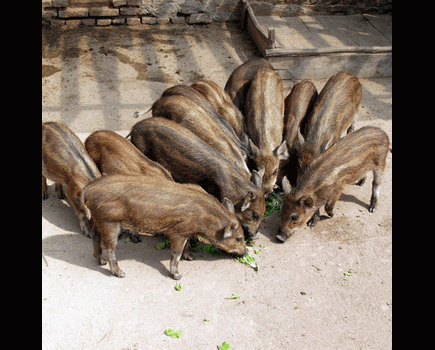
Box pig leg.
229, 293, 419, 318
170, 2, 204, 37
65, 185, 92, 237
325, 191, 342, 218
307, 208, 320, 228
369, 168, 383, 213
91, 230, 107, 266
347, 114, 357, 134
182, 239, 194, 261
98, 221, 125, 278
42, 175, 48, 200
55, 183, 66, 199
169, 237, 189, 280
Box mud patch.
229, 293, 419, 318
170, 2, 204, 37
42, 65, 61, 78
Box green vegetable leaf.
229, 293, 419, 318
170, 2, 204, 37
165, 328, 182, 338
174, 282, 182, 291
218, 341, 230, 350
203, 318, 211, 325
227, 293, 240, 300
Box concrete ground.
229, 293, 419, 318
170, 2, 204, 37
42, 22, 392, 349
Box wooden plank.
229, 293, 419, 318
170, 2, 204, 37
299, 15, 347, 48
363, 14, 392, 42
245, 4, 271, 55
269, 52, 392, 79
315, 15, 359, 46
265, 45, 392, 58
344, 15, 391, 47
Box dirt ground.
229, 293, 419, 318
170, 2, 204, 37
42, 23, 392, 349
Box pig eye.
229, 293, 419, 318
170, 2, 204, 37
291, 214, 300, 221
236, 237, 243, 243
272, 168, 278, 176
252, 211, 260, 220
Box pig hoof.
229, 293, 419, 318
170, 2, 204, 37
357, 179, 366, 186
172, 272, 182, 280
98, 257, 107, 266
113, 269, 126, 278
182, 253, 194, 261
369, 205, 377, 213
130, 233, 142, 243
276, 234, 287, 242
42, 193, 49, 200
307, 219, 317, 228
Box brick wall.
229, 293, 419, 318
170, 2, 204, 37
42, 0, 392, 27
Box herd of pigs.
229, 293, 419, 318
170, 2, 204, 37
42, 58, 390, 280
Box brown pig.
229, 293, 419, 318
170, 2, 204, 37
42, 122, 101, 236
278, 81, 318, 186
82, 175, 247, 279
244, 67, 289, 196
191, 79, 245, 137
294, 72, 362, 178
151, 94, 251, 179
277, 126, 390, 242
84, 130, 172, 180
224, 58, 274, 112
129, 117, 266, 239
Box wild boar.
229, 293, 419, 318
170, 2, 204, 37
294, 72, 362, 178
191, 79, 245, 138
42, 122, 101, 237
84, 130, 172, 180
244, 67, 289, 196
129, 117, 266, 239
277, 126, 390, 242
150, 94, 251, 179
82, 175, 247, 279
278, 81, 318, 186
224, 58, 274, 112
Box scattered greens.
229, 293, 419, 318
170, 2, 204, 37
237, 247, 258, 270
155, 237, 170, 250
174, 282, 182, 291
165, 328, 182, 338
203, 318, 211, 325
218, 342, 230, 350
227, 293, 240, 300
264, 192, 284, 219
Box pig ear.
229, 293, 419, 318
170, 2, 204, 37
274, 140, 289, 160
282, 176, 292, 195
299, 195, 314, 209
241, 192, 255, 212
251, 167, 264, 188
222, 197, 235, 214
246, 138, 260, 159
293, 128, 305, 150
223, 219, 238, 239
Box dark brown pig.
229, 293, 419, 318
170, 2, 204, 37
151, 94, 251, 179
129, 117, 266, 239
84, 130, 172, 180
42, 122, 101, 237
294, 72, 362, 178
83, 175, 247, 279
277, 126, 390, 242
278, 81, 318, 186
224, 58, 274, 112
191, 79, 245, 137
244, 67, 289, 196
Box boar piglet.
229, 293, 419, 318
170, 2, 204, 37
295, 72, 362, 178
151, 94, 251, 179
85, 130, 172, 180
83, 175, 247, 279
42, 122, 101, 237
244, 67, 289, 196
191, 79, 245, 138
278, 81, 318, 186
277, 126, 389, 242
129, 117, 265, 239
224, 58, 274, 112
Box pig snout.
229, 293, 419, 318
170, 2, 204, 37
231, 246, 249, 258
276, 227, 296, 243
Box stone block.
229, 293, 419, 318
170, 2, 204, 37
82, 18, 96, 26
141, 17, 157, 24
89, 7, 119, 17
58, 8, 89, 18
127, 0, 141, 6
52, 0, 68, 8
156, 17, 170, 25
126, 17, 141, 25
97, 19, 112, 26
120, 7, 139, 16
112, 17, 126, 25
112, 0, 127, 6
170, 16, 186, 24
